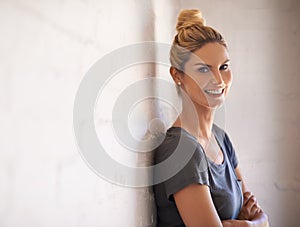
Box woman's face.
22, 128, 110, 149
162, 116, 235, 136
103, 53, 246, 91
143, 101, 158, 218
180, 42, 232, 109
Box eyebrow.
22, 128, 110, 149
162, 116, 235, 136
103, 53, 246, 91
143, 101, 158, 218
194, 59, 230, 67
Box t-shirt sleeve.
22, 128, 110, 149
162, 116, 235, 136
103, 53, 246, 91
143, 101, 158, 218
159, 137, 210, 202
224, 132, 238, 169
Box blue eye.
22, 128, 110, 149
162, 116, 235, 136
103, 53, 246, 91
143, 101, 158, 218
220, 64, 229, 71
198, 67, 209, 73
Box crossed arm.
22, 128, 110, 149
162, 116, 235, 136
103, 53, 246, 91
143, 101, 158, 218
173, 165, 269, 227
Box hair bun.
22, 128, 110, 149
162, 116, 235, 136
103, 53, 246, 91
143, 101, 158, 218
176, 9, 205, 32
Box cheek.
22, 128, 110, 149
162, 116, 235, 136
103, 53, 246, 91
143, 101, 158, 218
189, 79, 209, 97
183, 77, 208, 100
224, 71, 232, 86
223, 71, 232, 94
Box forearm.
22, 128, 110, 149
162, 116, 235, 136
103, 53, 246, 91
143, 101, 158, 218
248, 212, 269, 227
222, 212, 269, 227
222, 219, 251, 227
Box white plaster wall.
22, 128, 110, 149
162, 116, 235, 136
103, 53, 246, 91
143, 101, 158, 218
0, 0, 156, 226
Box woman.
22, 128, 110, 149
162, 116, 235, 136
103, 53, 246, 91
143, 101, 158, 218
153, 9, 269, 227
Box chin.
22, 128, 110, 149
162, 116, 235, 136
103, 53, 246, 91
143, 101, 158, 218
205, 96, 225, 109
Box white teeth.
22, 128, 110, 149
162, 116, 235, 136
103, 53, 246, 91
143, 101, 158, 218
205, 89, 223, 95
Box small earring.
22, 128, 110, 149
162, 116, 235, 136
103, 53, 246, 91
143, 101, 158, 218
177, 81, 181, 86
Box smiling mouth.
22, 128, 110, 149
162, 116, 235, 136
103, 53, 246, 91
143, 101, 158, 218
204, 88, 225, 95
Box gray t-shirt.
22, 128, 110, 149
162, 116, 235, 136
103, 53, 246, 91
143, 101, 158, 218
153, 124, 243, 226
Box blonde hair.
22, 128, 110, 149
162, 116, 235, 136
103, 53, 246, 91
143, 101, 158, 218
170, 9, 227, 72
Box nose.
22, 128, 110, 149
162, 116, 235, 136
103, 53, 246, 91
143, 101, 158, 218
211, 70, 224, 86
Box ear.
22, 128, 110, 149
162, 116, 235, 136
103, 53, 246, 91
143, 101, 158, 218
169, 67, 183, 84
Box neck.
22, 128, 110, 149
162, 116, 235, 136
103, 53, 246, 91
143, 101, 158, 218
173, 96, 215, 140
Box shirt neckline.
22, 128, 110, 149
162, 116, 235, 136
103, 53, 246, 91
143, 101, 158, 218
166, 125, 226, 167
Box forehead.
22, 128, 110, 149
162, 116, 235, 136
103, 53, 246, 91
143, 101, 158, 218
187, 42, 229, 65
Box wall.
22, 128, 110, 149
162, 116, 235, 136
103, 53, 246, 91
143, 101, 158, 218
0, 0, 156, 226
0, 0, 299, 227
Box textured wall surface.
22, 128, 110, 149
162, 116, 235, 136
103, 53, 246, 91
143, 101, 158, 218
0, 0, 299, 226
0, 0, 156, 226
